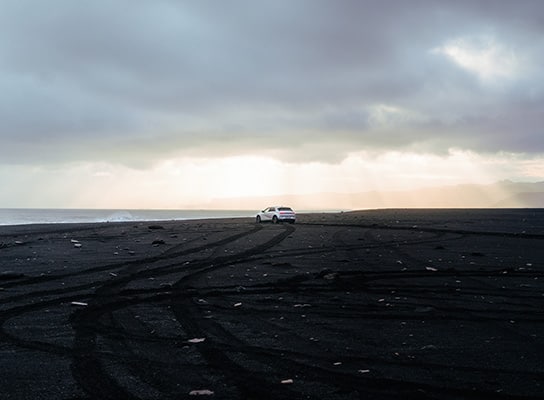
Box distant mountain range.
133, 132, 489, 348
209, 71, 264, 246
206, 181, 544, 210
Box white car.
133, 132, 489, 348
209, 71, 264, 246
256, 206, 296, 224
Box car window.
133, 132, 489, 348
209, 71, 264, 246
269, 207, 275, 211
278, 207, 292, 211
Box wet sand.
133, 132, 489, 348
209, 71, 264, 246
0, 209, 543, 399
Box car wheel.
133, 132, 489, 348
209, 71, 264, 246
272, 215, 278, 224
256, 215, 261, 223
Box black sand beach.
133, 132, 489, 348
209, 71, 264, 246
0, 209, 543, 399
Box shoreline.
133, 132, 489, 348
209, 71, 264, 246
3, 206, 541, 228
0, 208, 262, 227
1, 206, 542, 226
1, 209, 543, 399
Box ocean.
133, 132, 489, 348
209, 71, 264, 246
0, 208, 258, 226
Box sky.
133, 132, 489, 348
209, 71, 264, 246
0, 0, 543, 209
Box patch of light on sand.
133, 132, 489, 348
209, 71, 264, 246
432, 35, 520, 82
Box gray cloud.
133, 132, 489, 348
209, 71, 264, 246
0, 0, 543, 165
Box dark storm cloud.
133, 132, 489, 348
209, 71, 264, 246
0, 0, 543, 165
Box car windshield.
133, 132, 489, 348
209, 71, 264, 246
278, 207, 293, 211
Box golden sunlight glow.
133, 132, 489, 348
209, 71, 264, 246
5, 150, 538, 209
59, 150, 507, 209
